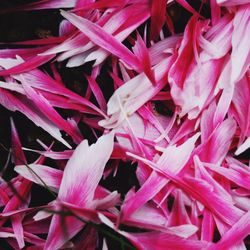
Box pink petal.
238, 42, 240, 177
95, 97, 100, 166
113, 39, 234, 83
0, 89, 71, 148
198, 103, 237, 165
121, 133, 199, 220
183, 177, 243, 226
86, 75, 107, 111
231, 4, 250, 83
205, 160, 250, 191
9, 120, 27, 249
21, 79, 83, 144
167, 190, 192, 226
93, 191, 120, 210
10, 118, 27, 165
45, 132, 114, 249
0, 228, 45, 246
217, 0, 250, 6
10, 36, 66, 46
14, 164, 63, 190
194, 155, 233, 204
83, 5, 151, 66
0, 46, 52, 60
149, 35, 182, 66
150, 0, 166, 41
11, 214, 25, 249
132, 32, 155, 83
60, 10, 142, 72
169, 15, 233, 119
210, 0, 221, 25
99, 214, 210, 250
58, 132, 114, 205
22, 148, 73, 160
0, 0, 77, 13
19, 69, 106, 117
0, 55, 54, 76
125, 231, 211, 250
213, 59, 234, 125
235, 137, 250, 155
201, 209, 215, 242
127, 152, 244, 226
208, 210, 250, 250
100, 56, 174, 128
168, 16, 198, 90
230, 74, 250, 143
73, 0, 129, 12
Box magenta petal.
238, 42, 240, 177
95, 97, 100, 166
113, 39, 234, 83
121, 133, 199, 220
209, 210, 250, 250
10, 118, 27, 165
201, 209, 215, 242
198, 103, 237, 165
217, 0, 250, 6
0, 89, 71, 148
132, 32, 155, 83
230, 74, 250, 144
125, 231, 211, 250
235, 137, 250, 155
11, 214, 25, 249
58, 132, 114, 205
100, 213, 211, 250
14, 164, 63, 190
45, 132, 114, 249
0, 0, 77, 13
86, 75, 107, 111
60, 10, 142, 72
149, 0, 166, 41
210, 0, 221, 25
231, 4, 250, 83
168, 16, 197, 90
0, 55, 54, 76
205, 159, 250, 191
22, 79, 83, 144
45, 214, 84, 250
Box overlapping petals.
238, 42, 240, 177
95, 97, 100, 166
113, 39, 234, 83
0, 1, 249, 249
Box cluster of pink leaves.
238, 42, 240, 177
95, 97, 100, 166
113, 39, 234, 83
0, 0, 249, 249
